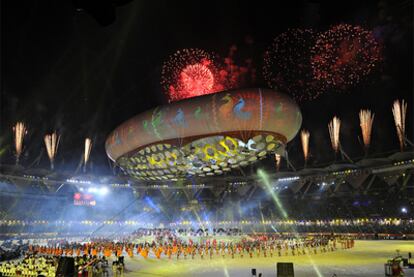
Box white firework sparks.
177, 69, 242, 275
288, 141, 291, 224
328, 116, 341, 153
44, 131, 60, 170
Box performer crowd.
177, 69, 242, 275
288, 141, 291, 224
0, 229, 355, 277
27, 232, 355, 261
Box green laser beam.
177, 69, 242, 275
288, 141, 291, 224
257, 169, 288, 219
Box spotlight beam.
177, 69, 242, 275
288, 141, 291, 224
257, 169, 288, 219
258, 168, 323, 277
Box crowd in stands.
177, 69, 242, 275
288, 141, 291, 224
0, 254, 57, 277
0, 220, 412, 247
131, 227, 242, 239
0, 247, 21, 262
0, 218, 412, 237
169, 218, 414, 236
74, 255, 111, 276
0, 244, 25, 262
0, 252, 119, 277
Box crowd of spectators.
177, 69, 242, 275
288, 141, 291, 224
0, 247, 21, 263
74, 254, 111, 276
0, 254, 57, 276
0, 218, 412, 243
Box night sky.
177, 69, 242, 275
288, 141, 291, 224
1, 0, 412, 174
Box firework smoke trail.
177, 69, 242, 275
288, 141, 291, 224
392, 99, 407, 151
13, 122, 27, 165
44, 132, 60, 170
84, 138, 92, 172
328, 116, 341, 154
300, 130, 310, 167
359, 109, 374, 154
274, 154, 281, 172
257, 169, 323, 277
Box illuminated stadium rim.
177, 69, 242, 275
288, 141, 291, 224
117, 130, 287, 161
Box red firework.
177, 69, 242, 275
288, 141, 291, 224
218, 45, 256, 90
179, 63, 215, 96
263, 29, 323, 101
161, 49, 223, 102
311, 24, 382, 88
161, 47, 256, 102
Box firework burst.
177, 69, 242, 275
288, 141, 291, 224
275, 153, 281, 172
311, 24, 382, 89
44, 131, 60, 170
84, 138, 92, 172
161, 47, 256, 102
328, 116, 341, 154
220, 45, 256, 89
300, 130, 310, 166
12, 122, 27, 164
263, 29, 323, 101
161, 48, 224, 102
359, 109, 374, 153
392, 99, 407, 151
